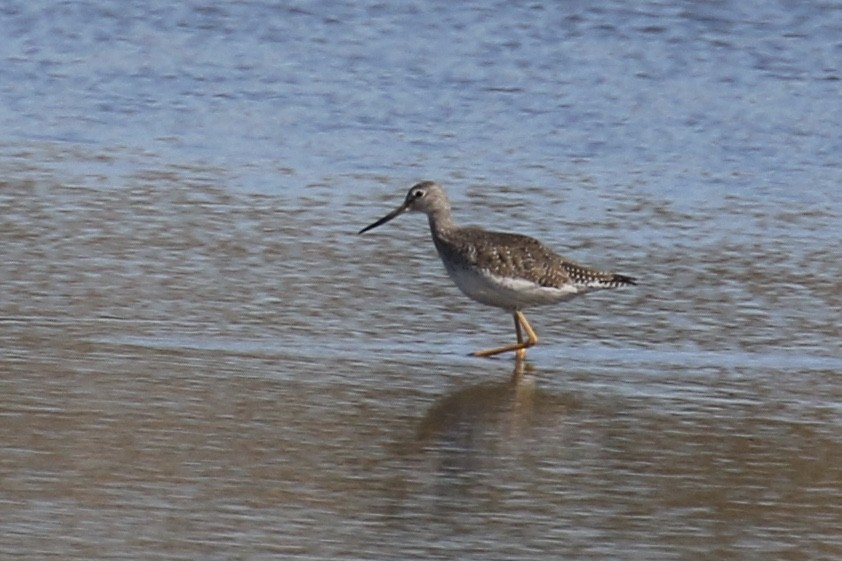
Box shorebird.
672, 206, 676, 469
358, 181, 636, 359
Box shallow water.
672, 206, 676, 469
2, 1, 841, 560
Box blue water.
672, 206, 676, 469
2, 0, 839, 195
2, 2, 841, 560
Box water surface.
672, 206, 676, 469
1, 1, 840, 559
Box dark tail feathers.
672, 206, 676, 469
610, 273, 637, 287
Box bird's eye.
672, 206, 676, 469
413, 190, 424, 198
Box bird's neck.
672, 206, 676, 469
427, 208, 457, 238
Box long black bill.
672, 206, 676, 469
358, 202, 409, 234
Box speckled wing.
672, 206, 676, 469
436, 227, 636, 291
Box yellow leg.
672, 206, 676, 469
472, 311, 539, 358
514, 313, 524, 344
513, 313, 525, 360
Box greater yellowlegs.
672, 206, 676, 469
359, 181, 636, 359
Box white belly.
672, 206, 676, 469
443, 263, 581, 310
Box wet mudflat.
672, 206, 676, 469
1, 181, 839, 559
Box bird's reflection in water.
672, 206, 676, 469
417, 359, 532, 443
413, 360, 575, 480
377, 360, 581, 523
